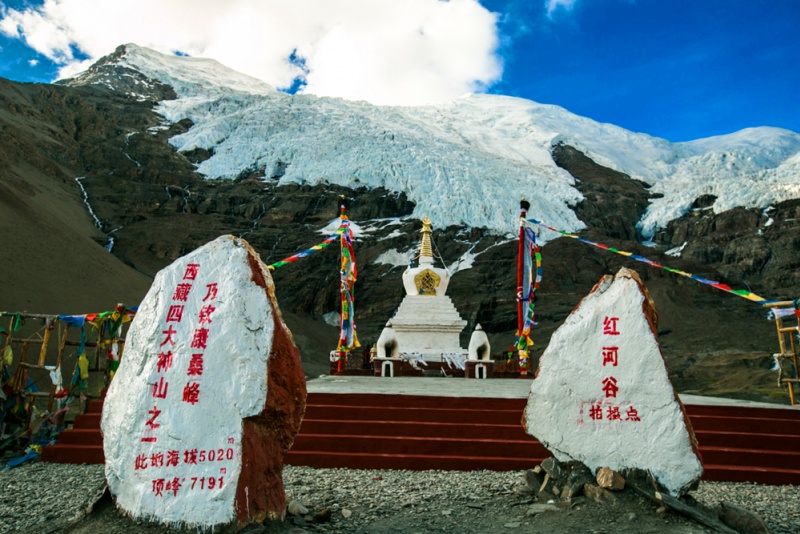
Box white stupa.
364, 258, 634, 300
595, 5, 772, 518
377, 217, 467, 360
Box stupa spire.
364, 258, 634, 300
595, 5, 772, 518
419, 217, 433, 262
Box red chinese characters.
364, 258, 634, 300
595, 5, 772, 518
135, 454, 148, 470
181, 281, 219, 406
138, 261, 225, 470
202, 283, 218, 302
183, 263, 200, 281
190, 328, 209, 350
182, 382, 200, 405
601, 376, 619, 398
135, 444, 236, 470
198, 304, 216, 324
152, 377, 169, 399
172, 283, 192, 302
141, 406, 161, 443
584, 314, 641, 423
602, 316, 620, 335
157, 351, 174, 373
150, 477, 185, 497
145, 407, 162, 431
166, 305, 185, 323
150, 476, 226, 497
143, 263, 207, 443
625, 406, 641, 421
159, 325, 177, 348
601, 346, 618, 367
187, 354, 204, 376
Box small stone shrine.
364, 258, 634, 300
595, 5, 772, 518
522, 267, 702, 495
102, 236, 306, 528
374, 217, 482, 377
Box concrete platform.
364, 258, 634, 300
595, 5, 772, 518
43, 375, 800, 484
308, 375, 799, 410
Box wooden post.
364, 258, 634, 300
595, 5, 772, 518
37, 325, 51, 367
49, 324, 70, 413
764, 302, 799, 406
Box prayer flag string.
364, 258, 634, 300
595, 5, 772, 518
268, 225, 347, 270
526, 218, 782, 305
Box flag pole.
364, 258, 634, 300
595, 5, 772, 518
517, 198, 531, 376
336, 195, 359, 373
337, 195, 349, 373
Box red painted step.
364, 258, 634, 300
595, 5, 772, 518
71, 413, 102, 430
304, 405, 524, 425
694, 430, 800, 452
54, 429, 104, 446
292, 434, 548, 458
684, 403, 800, 419
689, 415, 800, 435
307, 393, 528, 410
41, 408, 105, 464
285, 450, 548, 471
41, 444, 105, 464
85, 400, 104, 414
42, 391, 800, 486
699, 447, 800, 470
300, 419, 531, 440
702, 464, 800, 485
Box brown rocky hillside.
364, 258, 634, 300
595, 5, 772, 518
1, 74, 797, 403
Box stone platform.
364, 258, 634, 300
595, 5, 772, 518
42, 376, 800, 485
307, 375, 799, 408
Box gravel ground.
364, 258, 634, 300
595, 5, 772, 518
1, 462, 798, 533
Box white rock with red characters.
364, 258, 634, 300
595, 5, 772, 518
102, 235, 306, 527
522, 267, 702, 495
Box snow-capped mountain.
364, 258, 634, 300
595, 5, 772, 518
4, 42, 799, 387
66, 44, 800, 240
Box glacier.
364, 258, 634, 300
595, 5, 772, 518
102, 44, 800, 241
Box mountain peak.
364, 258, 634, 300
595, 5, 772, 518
59, 44, 177, 102
63, 43, 277, 99
59, 44, 800, 239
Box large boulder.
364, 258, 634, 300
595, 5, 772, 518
523, 267, 702, 495
102, 235, 306, 528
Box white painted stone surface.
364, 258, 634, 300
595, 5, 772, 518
523, 268, 702, 495
377, 322, 399, 359
102, 236, 274, 526
468, 324, 491, 361
390, 295, 467, 359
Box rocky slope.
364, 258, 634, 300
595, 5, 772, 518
1, 46, 798, 402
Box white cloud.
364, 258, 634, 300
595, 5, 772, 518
545, 0, 577, 17
28, 59, 39, 66
58, 58, 94, 79
0, 0, 502, 106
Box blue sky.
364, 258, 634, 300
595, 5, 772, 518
1, 0, 798, 142
483, 0, 800, 141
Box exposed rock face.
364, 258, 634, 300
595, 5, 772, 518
523, 268, 702, 495
1, 68, 795, 400
552, 143, 653, 242
653, 198, 800, 295
101, 235, 306, 527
